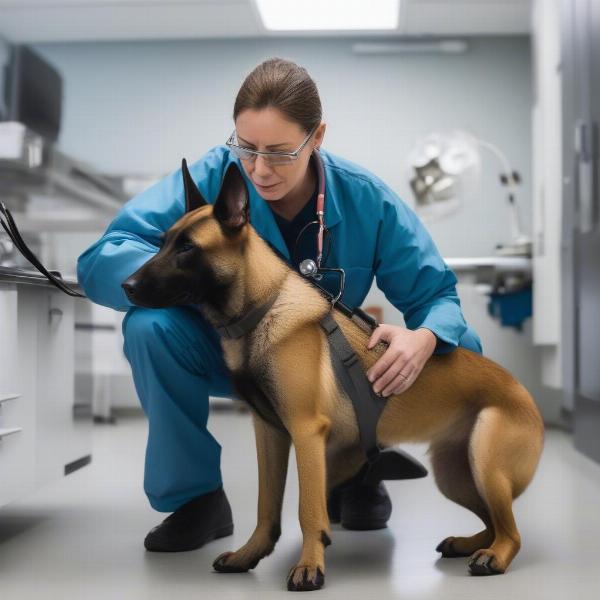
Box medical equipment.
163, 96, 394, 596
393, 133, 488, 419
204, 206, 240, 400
408, 130, 532, 257
296, 149, 347, 305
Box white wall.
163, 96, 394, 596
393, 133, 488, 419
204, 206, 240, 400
35, 36, 532, 259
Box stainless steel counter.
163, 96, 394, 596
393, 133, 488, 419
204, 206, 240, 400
0, 266, 79, 290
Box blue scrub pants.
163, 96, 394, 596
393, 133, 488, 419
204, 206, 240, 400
122, 305, 483, 513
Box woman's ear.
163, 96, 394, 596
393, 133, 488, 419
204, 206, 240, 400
314, 121, 326, 150
181, 158, 208, 213
213, 162, 249, 231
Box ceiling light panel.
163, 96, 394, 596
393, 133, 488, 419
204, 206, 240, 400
255, 0, 400, 31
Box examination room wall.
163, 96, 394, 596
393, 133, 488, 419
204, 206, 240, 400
35, 36, 532, 259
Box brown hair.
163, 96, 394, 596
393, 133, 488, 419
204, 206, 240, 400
233, 58, 322, 134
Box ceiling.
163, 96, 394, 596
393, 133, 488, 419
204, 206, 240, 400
0, 0, 532, 44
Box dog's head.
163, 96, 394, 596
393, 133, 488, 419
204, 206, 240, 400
121, 159, 250, 309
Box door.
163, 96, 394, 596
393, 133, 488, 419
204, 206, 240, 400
571, 0, 600, 461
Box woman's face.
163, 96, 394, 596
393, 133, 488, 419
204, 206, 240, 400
234, 106, 325, 203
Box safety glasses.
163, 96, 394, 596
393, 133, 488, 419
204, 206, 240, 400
226, 125, 317, 166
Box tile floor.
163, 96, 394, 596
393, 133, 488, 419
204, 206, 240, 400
0, 408, 599, 599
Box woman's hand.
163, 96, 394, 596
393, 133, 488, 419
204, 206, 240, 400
366, 325, 437, 397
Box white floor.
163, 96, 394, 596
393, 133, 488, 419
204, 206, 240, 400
1, 409, 600, 599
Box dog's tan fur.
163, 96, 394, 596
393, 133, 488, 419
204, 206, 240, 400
129, 167, 544, 590
178, 202, 545, 587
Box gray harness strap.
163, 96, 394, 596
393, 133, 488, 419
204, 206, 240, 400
319, 311, 386, 464
216, 294, 278, 340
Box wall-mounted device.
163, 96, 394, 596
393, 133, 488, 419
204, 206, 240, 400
2, 44, 62, 142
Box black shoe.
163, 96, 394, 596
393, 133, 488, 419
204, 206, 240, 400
327, 450, 425, 530
327, 486, 343, 524
328, 480, 392, 531
144, 486, 234, 552
341, 481, 392, 530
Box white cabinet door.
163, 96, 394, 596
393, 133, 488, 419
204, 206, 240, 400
0, 283, 34, 507
17, 287, 91, 486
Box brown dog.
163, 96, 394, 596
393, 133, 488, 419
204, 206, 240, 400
122, 161, 544, 592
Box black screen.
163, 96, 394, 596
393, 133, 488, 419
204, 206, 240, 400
3, 45, 62, 142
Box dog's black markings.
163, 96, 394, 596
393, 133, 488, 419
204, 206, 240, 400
269, 523, 282, 545
182, 158, 207, 213
287, 567, 325, 592
320, 531, 332, 547
231, 369, 287, 434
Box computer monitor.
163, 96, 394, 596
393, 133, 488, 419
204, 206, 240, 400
2, 44, 62, 142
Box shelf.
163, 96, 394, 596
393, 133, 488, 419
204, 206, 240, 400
0, 121, 126, 214
0, 393, 20, 404
445, 256, 532, 274
0, 427, 22, 439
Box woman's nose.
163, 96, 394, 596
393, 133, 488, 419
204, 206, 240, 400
253, 154, 274, 177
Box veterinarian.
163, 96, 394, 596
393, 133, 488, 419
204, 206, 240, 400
77, 57, 483, 552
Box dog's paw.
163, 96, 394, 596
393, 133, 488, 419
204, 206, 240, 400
287, 564, 325, 591
212, 551, 259, 573
436, 536, 471, 558
468, 549, 505, 576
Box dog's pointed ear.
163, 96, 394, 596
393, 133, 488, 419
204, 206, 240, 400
213, 162, 249, 231
181, 158, 208, 213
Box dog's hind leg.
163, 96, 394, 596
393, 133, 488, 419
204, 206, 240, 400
430, 429, 495, 559
466, 406, 542, 575
213, 415, 290, 573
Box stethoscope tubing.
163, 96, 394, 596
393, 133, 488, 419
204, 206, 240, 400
313, 148, 326, 269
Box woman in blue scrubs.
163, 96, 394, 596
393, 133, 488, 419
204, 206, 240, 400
77, 57, 483, 552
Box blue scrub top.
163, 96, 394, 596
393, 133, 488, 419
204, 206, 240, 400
77, 145, 469, 353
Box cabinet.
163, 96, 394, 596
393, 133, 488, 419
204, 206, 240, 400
0, 278, 92, 508
0, 283, 32, 506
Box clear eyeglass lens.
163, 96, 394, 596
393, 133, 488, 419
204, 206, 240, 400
232, 146, 295, 166
232, 147, 255, 161
264, 154, 294, 166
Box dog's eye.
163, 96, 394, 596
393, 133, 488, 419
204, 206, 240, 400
176, 242, 195, 254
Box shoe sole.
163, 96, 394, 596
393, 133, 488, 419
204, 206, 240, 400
145, 523, 234, 552
341, 519, 388, 531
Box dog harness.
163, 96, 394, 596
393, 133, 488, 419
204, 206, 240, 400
216, 296, 428, 484
318, 308, 385, 464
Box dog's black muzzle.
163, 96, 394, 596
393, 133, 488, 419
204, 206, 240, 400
122, 266, 194, 309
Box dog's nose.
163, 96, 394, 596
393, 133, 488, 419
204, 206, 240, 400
122, 278, 138, 299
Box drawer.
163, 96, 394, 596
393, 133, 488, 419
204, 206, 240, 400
0, 285, 18, 392
0, 427, 22, 439
0, 423, 31, 508
0, 392, 23, 440
0, 393, 20, 404
0, 390, 32, 508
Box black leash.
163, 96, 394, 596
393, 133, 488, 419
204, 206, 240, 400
0, 202, 85, 297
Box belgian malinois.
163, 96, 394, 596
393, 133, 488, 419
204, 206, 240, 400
122, 160, 544, 592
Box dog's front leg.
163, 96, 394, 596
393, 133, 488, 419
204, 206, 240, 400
213, 414, 290, 573
287, 417, 331, 592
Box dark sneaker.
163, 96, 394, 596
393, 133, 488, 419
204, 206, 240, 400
327, 449, 426, 530
339, 481, 392, 531
327, 486, 343, 524
144, 486, 234, 552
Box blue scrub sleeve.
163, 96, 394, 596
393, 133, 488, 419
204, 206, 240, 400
373, 192, 467, 353
76, 148, 228, 311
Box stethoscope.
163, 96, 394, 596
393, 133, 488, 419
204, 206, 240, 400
293, 148, 346, 305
